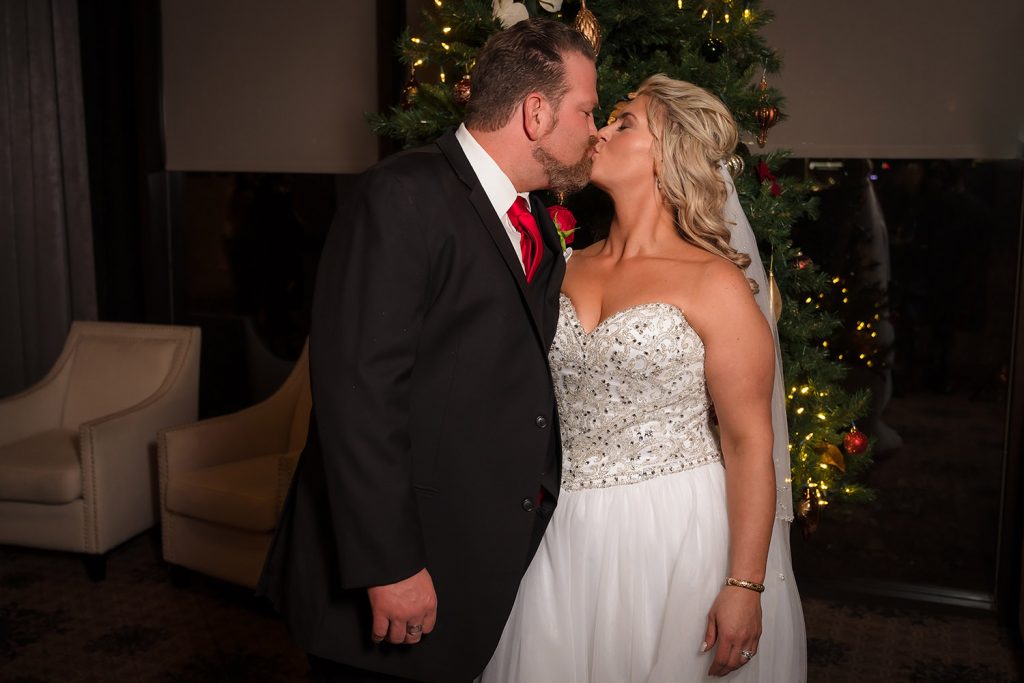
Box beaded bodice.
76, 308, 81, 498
552, 294, 722, 491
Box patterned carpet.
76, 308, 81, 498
1, 532, 1021, 682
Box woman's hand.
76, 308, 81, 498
701, 586, 763, 677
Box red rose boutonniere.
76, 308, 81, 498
547, 205, 577, 252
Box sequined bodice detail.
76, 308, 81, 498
551, 294, 722, 491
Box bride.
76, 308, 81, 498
482, 75, 806, 681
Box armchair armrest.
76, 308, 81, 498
0, 358, 72, 446
79, 355, 198, 554
159, 392, 298, 478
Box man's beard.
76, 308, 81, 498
533, 136, 596, 195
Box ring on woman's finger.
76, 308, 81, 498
407, 624, 424, 636
740, 649, 755, 660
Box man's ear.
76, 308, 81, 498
522, 93, 551, 142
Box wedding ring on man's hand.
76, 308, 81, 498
740, 649, 755, 660
407, 624, 424, 635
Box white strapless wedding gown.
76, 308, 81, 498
482, 294, 806, 682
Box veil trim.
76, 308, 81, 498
720, 164, 794, 522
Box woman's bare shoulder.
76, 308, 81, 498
671, 249, 760, 331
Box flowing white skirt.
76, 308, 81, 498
481, 463, 806, 682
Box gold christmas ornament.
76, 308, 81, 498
453, 74, 472, 105
818, 443, 846, 472
753, 70, 779, 147
724, 154, 744, 178
768, 269, 782, 322
574, 0, 602, 55
796, 488, 820, 536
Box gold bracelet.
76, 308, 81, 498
725, 577, 765, 593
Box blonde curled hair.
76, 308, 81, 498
633, 75, 752, 278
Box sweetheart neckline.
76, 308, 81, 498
559, 293, 691, 337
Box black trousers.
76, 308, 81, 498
307, 654, 477, 683
308, 655, 418, 683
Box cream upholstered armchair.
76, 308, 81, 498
0, 321, 201, 579
158, 344, 310, 588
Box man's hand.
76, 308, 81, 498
367, 568, 437, 645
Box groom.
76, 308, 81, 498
257, 18, 598, 683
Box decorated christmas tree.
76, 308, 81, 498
371, 0, 875, 529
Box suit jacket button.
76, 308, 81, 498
521, 498, 535, 512
535, 415, 548, 428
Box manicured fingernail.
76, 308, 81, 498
700, 641, 708, 652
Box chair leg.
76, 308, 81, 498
82, 554, 107, 582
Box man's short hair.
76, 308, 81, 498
464, 18, 595, 132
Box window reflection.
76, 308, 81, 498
788, 159, 1022, 596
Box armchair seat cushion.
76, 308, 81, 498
0, 429, 81, 504
166, 452, 295, 532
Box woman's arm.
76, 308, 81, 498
690, 259, 777, 677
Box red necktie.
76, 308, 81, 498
507, 196, 543, 283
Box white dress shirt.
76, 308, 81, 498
455, 123, 530, 273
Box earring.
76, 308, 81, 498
655, 176, 662, 190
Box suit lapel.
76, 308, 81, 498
530, 195, 567, 348
467, 185, 529, 291
530, 194, 562, 258
436, 131, 547, 348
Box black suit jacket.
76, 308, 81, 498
257, 130, 565, 682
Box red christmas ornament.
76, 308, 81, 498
399, 71, 419, 111
754, 103, 779, 146
843, 427, 868, 455
453, 74, 472, 106
753, 71, 780, 147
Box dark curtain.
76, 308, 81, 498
0, 0, 96, 396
